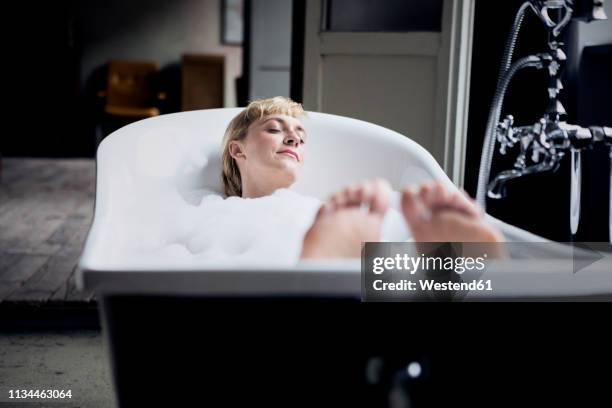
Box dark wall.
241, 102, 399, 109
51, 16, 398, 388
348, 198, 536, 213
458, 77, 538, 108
466, 0, 612, 241
1, 0, 241, 158
2, 1, 85, 157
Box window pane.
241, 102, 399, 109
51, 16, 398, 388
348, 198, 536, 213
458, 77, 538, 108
326, 0, 443, 32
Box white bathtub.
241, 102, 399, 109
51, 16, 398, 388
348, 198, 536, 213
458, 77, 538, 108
77, 108, 612, 300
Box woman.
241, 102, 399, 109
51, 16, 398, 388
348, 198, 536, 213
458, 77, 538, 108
221, 96, 503, 260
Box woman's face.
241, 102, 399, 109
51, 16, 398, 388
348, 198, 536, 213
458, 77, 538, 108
231, 114, 306, 190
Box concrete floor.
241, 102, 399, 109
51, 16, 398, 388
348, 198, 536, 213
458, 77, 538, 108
0, 331, 113, 407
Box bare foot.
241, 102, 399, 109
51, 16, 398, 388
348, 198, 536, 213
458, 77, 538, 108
400, 182, 504, 243
300, 179, 391, 259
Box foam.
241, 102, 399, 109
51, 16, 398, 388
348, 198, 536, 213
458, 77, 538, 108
113, 187, 411, 267
116, 188, 321, 266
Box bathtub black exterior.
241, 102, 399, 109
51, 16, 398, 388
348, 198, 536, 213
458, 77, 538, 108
98, 295, 612, 407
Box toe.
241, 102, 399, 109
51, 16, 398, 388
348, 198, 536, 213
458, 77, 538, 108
370, 179, 391, 215
401, 188, 429, 231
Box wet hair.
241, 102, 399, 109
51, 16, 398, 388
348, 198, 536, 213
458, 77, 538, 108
221, 96, 306, 197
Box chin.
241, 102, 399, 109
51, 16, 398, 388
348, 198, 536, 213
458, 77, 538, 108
276, 160, 301, 175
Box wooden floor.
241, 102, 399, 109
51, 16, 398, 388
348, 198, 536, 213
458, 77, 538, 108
0, 158, 95, 303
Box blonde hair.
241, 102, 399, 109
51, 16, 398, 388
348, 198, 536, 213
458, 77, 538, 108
221, 96, 306, 197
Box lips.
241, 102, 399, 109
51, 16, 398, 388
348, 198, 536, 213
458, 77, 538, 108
278, 149, 299, 161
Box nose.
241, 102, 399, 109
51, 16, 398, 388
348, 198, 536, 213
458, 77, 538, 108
283, 129, 301, 147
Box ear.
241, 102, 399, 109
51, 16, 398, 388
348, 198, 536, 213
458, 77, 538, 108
228, 140, 246, 160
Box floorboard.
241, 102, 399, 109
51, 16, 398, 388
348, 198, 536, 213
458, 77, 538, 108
0, 159, 95, 304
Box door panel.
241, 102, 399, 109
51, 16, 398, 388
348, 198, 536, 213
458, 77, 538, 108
320, 55, 437, 151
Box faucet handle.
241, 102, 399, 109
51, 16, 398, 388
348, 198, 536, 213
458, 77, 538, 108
497, 115, 515, 154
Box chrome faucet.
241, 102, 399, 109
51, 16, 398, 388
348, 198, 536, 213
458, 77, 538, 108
476, 0, 611, 238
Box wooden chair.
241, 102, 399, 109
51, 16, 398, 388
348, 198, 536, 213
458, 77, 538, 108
99, 60, 166, 119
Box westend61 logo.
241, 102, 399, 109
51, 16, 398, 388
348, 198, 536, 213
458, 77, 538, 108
361, 242, 495, 301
